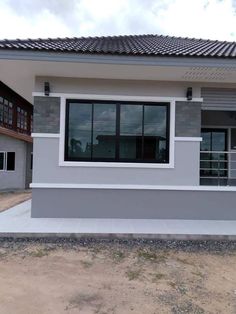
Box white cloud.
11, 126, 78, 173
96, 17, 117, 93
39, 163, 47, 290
0, 0, 235, 40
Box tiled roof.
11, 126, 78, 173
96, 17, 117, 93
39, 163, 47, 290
0, 34, 236, 58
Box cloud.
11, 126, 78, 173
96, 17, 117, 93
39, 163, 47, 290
0, 0, 235, 40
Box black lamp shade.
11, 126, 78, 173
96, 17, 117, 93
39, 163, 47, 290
186, 87, 192, 100
44, 82, 50, 96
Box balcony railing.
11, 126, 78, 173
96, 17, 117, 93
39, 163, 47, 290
200, 151, 236, 186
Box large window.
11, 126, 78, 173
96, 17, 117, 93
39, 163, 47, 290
65, 100, 169, 163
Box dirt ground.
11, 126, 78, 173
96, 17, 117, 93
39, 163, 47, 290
0, 240, 235, 314
0, 190, 32, 212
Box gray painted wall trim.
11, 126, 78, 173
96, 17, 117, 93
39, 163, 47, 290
1, 50, 236, 68
31, 188, 236, 219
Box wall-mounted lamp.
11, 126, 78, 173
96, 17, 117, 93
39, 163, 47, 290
186, 87, 192, 101
44, 82, 50, 96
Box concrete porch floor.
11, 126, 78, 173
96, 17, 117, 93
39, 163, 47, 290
0, 200, 236, 239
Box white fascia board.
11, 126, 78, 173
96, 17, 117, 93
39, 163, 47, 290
32, 92, 203, 103
30, 182, 236, 192
1, 50, 236, 68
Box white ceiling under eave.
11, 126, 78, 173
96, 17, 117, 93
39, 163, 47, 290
0, 56, 236, 103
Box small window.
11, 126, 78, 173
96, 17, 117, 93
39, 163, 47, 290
0, 152, 4, 170
6, 152, 15, 171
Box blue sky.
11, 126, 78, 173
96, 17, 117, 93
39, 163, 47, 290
0, 0, 236, 41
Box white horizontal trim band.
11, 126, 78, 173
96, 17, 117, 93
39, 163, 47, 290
32, 92, 203, 103
175, 137, 202, 142
30, 183, 236, 192
31, 133, 60, 138
59, 161, 174, 169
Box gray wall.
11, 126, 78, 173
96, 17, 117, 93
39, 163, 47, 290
33, 96, 60, 133
33, 137, 200, 186
0, 134, 31, 190
175, 101, 201, 137
35, 77, 201, 98
32, 187, 236, 220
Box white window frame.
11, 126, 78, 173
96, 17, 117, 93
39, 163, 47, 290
57, 94, 175, 169
0, 151, 5, 171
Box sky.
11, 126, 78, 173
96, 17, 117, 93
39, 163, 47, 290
0, 0, 236, 41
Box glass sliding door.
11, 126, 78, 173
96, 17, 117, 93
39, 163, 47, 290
200, 128, 228, 184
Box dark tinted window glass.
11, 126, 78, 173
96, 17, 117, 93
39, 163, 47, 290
65, 101, 169, 163
67, 103, 92, 159
0, 152, 4, 170
30, 153, 33, 170
120, 105, 143, 159
93, 104, 116, 159
144, 106, 168, 162
231, 128, 236, 150
7, 152, 15, 171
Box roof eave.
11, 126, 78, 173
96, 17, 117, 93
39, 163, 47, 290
0, 49, 236, 68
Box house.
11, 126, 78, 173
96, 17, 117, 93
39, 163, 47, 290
0, 81, 33, 190
0, 34, 236, 219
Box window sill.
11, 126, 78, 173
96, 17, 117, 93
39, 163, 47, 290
59, 161, 174, 169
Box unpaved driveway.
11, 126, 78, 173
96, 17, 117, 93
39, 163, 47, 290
0, 190, 31, 212
0, 239, 235, 314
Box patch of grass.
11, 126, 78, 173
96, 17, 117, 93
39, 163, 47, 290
30, 248, 49, 258
192, 270, 204, 279
125, 269, 142, 281
168, 281, 177, 289
80, 260, 93, 268
0, 252, 6, 259
167, 281, 188, 295
66, 293, 102, 311
137, 249, 167, 263
112, 251, 126, 262
172, 301, 205, 314
176, 257, 194, 266
152, 273, 166, 283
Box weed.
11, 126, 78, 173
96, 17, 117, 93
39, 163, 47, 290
112, 251, 126, 262
192, 270, 204, 279
30, 249, 48, 258
125, 269, 142, 281
176, 257, 194, 266
152, 273, 166, 282
80, 260, 93, 268
66, 293, 102, 311
137, 249, 167, 263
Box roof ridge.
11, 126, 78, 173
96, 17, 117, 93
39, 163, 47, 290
1, 33, 235, 44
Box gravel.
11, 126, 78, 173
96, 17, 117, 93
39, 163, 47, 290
0, 237, 236, 253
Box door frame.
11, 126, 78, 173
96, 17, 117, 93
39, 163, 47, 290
200, 127, 228, 178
